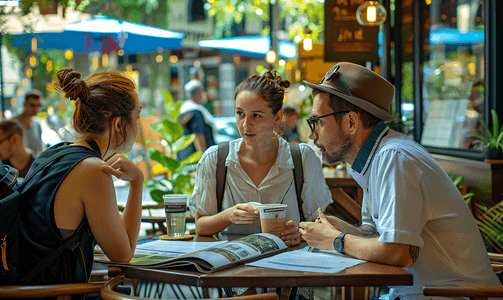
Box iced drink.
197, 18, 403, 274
163, 194, 188, 238
258, 204, 287, 237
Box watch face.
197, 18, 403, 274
334, 238, 343, 252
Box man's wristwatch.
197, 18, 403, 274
333, 232, 347, 254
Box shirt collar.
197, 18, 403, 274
349, 121, 389, 189
226, 133, 293, 169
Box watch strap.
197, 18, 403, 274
334, 232, 347, 254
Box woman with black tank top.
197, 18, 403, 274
18, 67, 143, 286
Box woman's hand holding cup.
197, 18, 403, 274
227, 203, 259, 224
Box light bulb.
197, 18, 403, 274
356, 1, 387, 26
266, 50, 276, 64
303, 34, 313, 51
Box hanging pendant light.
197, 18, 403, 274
356, 1, 387, 26
303, 28, 313, 52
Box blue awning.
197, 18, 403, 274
429, 28, 484, 45
198, 35, 297, 59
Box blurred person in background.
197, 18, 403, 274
280, 104, 301, 143
0, 120, 35, 178
177, 79, 217, 161
190, 66, 213, 115
12, 89, 45, 157
190, 66, 205, 83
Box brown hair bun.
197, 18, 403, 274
55, 68, 90, 102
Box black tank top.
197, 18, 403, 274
17, 142, 101, 286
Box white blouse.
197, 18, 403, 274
189, 134, 333, 235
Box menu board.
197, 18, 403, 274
324, 0, 379, 62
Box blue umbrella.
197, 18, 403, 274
10, 15, 184, 55
198, 35, 297, 59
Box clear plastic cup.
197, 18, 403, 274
163, 194, 188, 238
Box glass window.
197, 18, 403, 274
420, 0, 484, 151
400, 0, 414, 140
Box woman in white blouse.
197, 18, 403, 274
189, 71, 333, 246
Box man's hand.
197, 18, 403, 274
281, 220, 301, 247
227, 203, 259, 224
299, 209, 340, 250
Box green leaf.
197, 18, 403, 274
448, 170, 455, 180
173, 100, 184, 120
172, 134, 196, 153
173, 174, 192, 192
148, 149, 169, 165
492, 109, 500, 140
150, 189, 166, 203
463, 192, 476, 199
179, 151, 202, 167
453, 175, 464, 188
150, 119, 184, 144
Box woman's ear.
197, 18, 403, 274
112, 116, 122, 133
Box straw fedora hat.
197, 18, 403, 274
304, 62, 396, 122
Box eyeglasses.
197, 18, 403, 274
0, 134, 14, 144
28, 103, 42, 108
319, 65, 353, 97
306, 111, 350, 133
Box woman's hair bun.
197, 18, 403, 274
55, 68, 90, 102
264, 70, 290, 89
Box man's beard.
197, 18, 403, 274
321, 134, 353, 166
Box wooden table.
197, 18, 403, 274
107, 237, 412, 300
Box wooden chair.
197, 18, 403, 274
101, 275, 280, 300
423, 286, 503, 300
0, 281, 105, 299
423, 252, 503, 300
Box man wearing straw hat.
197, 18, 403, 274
298, 62, 500, 299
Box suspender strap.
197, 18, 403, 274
290, 143, 305, 222
216, 142, 229, 213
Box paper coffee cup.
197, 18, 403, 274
163, 194, 188, 238
257, 204, 287, 237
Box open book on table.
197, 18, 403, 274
94, 233, 287, 273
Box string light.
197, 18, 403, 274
31, 37, 37, 53
169, 55, 178, 63
92, 56, 99, 70
102, 54, 109, 68
266, 50, 276, 64
46, 59, 53, 72
356, 1, 387, 26
65, 50, 73, 60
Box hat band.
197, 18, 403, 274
318, 83, 390, 113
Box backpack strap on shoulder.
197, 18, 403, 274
19, 219, 90, 284
216, 142, 229, 213
290, 143, 305, 222
22, 145, 96, 185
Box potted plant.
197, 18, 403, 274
471, 109, 503, 160
144, 91, 202, 203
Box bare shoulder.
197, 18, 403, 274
67, 156, 113, 187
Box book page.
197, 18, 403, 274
166, 233, 287, 272
94, 240, 225, 266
